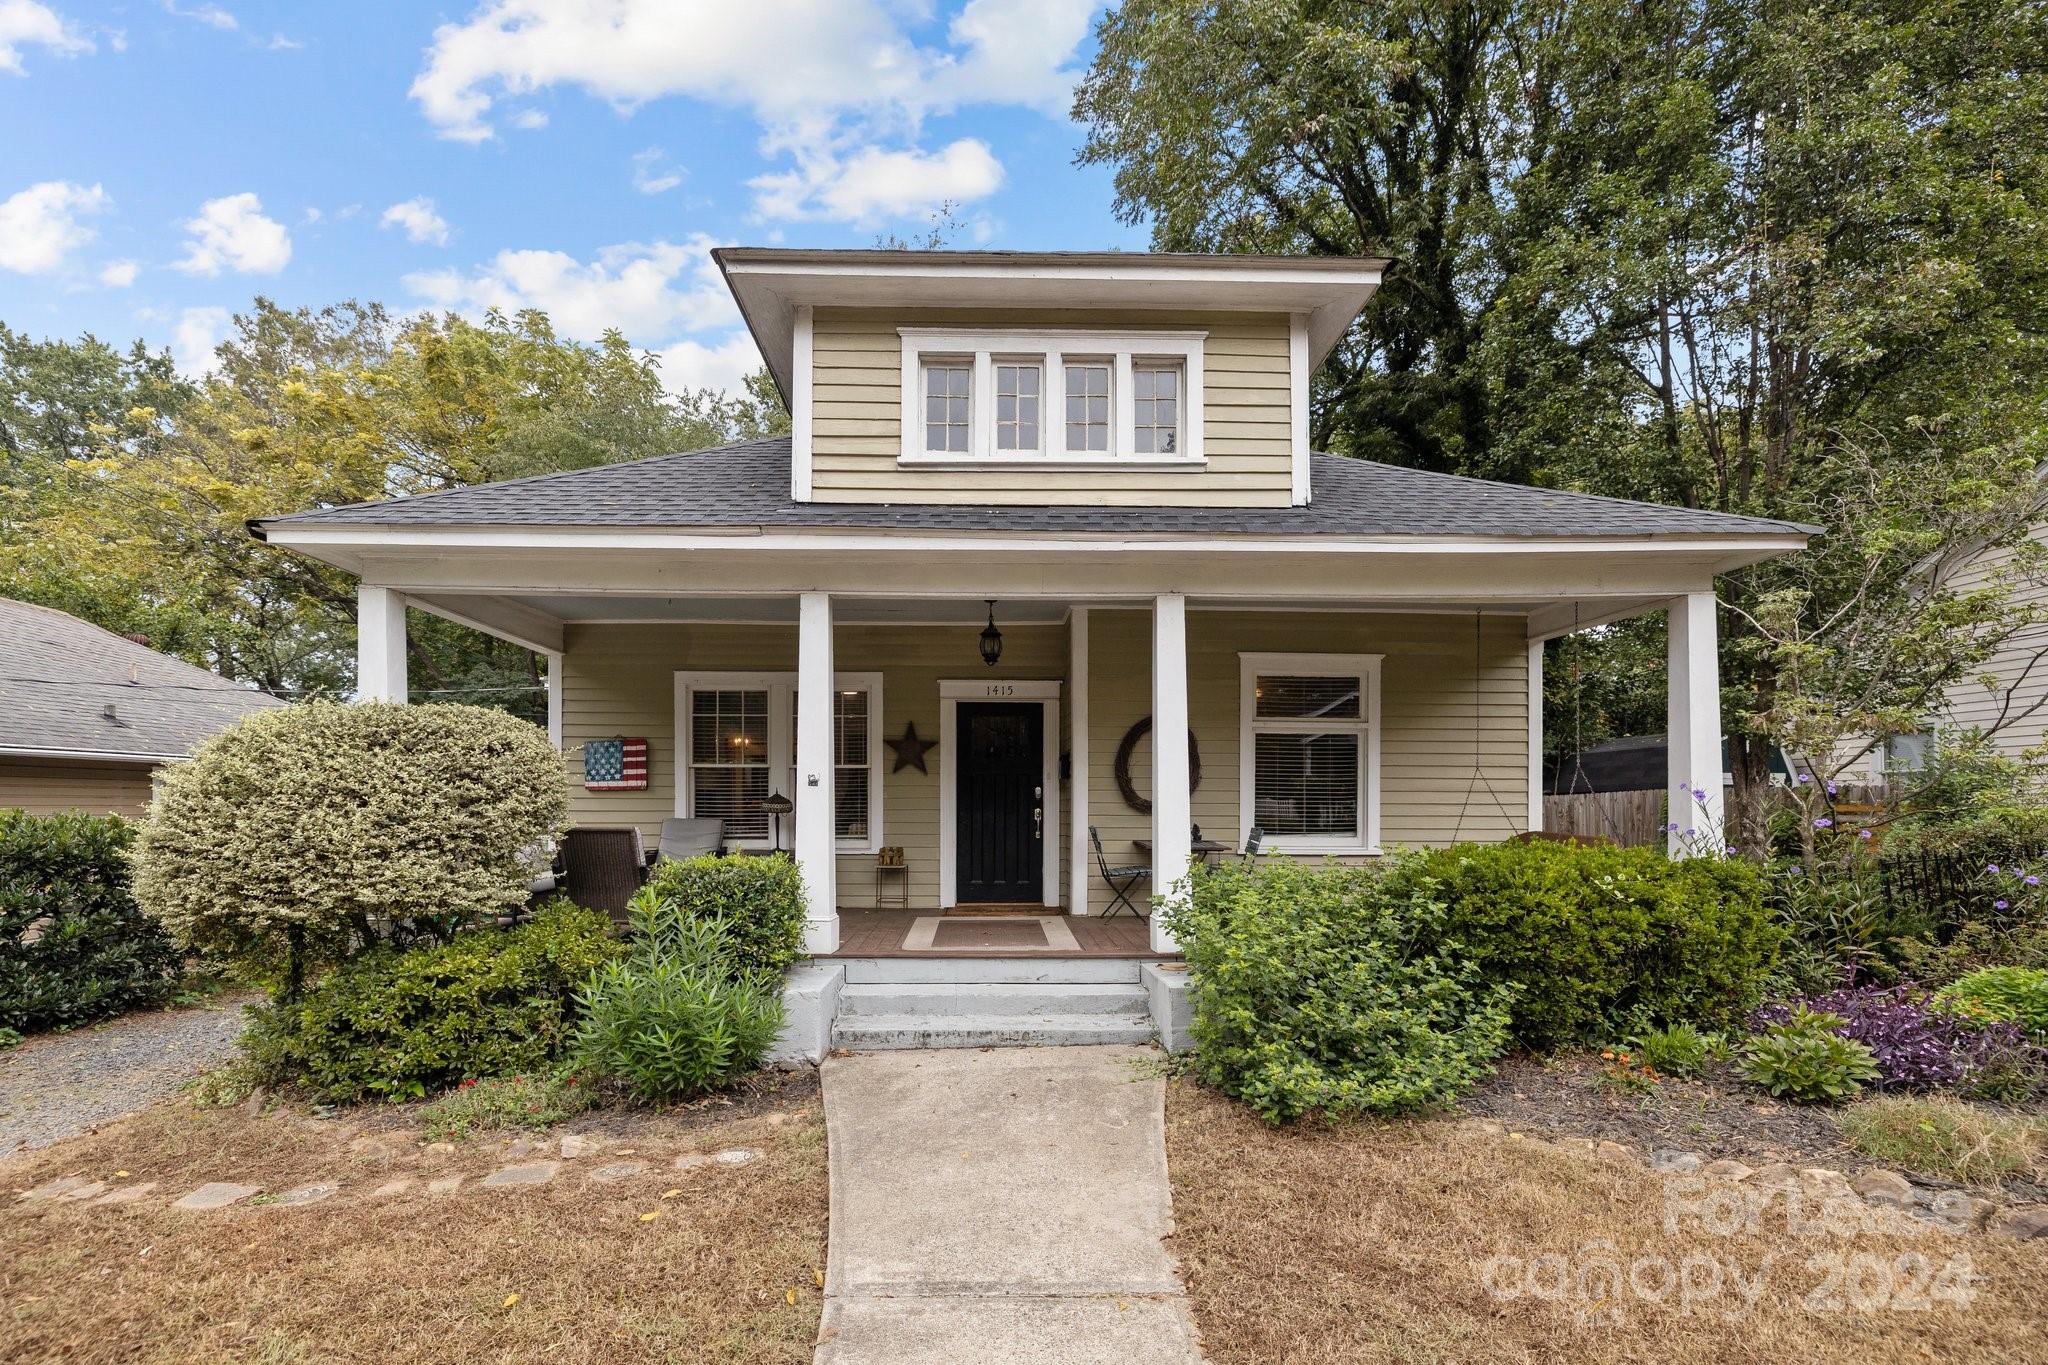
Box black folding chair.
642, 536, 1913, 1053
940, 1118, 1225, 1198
1090, 824, 1151, 918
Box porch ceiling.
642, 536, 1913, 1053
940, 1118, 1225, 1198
397, 589, 1677, 652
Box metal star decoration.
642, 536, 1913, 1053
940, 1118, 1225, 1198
887, 721, 938, 774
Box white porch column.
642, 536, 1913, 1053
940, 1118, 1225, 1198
795, 591, 839, 954
544, 651, 564, 749
1150, 594, 1191, 952
1069, 607, 1091, 915
356, 585, 407, 703
1666, 590, 1724, 855
1527, 639, 1544, 833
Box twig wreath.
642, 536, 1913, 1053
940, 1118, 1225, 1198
1114, 716, 1202, 815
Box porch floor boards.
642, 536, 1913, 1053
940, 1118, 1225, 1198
825, 909, 1172, 959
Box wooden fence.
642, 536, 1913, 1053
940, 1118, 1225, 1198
1541, 790, 1666, 848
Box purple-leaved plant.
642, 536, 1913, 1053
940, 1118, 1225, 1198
1749, 982, 1985, 1090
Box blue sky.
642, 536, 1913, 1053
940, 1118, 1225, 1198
0, 1, 1144, 393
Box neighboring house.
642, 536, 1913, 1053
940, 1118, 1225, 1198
253, 248, 1810, 1046
1831, 521, 2048, 789
0, 597, 285, 816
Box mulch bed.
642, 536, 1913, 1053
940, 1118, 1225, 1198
1461, 1054, 2048, 1201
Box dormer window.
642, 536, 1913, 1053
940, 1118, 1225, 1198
899, 328, 1205, 468
994, 361, 1042, 452
922, 360, 972, 453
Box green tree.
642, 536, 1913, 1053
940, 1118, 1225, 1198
1079, 0, 2048, 843
1, 303, 787, 717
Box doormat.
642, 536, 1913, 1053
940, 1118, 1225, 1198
903, 915, 1083, 953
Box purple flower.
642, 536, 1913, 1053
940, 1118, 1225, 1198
1664, 821, 1680, 832
1724, 844, 1739, 855
1988, 864, 2002, 875
1995, 899, 2010, 911
1795, 773, 1811, 785
1789, 864, 1804, 876
1691, 787, 1707, 802
1683, 827, 1696, 837
2028, 875, 2042, 887
1814, 818, 1833, 829
1858, 829, 1874, 840
1826, 781, 1838, 796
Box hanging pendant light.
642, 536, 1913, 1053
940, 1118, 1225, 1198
979, 599, 1003, 667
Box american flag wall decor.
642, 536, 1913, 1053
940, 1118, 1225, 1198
583, 736, 648, 791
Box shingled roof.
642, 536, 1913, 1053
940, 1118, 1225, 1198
0, 598, 285, 762
254, 436, 1815, 540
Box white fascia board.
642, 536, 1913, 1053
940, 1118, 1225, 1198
263, 523, 1809, 560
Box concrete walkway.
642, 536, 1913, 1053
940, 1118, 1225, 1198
813, 1046, 1204, 1365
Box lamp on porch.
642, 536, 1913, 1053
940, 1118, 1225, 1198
979, 600, 1003, 667
758, 791, 794, 850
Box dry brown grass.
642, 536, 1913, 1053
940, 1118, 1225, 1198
1164, 1079, 2048, 1365
0, 1092, 827, 1364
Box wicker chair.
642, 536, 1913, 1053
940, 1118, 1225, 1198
561, 826, 647, 923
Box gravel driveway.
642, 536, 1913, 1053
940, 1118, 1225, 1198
0, 994, 256, 1160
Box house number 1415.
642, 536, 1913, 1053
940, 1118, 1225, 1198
983, 683, 1016, 697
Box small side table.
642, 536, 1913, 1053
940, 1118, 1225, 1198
875, 856, 911, 910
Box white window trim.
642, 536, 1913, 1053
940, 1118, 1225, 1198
899, 328, 1205, 469
674, 670, 884, 855
1238, 651, 1383, 855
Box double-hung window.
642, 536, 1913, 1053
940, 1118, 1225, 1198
677, 672, 883, 852
900, 329, 1203, 465
1238, 653, 1381, 853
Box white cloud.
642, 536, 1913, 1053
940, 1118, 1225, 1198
98, 257, 139, 287
406, 0, 1089, 224
631, 147, 682, 195
509, 108, 548, 130
652, 332, 764, 397
0, 1, 91, 75
267, 32, 300, 50
163, 1, 235, 31
380, 196, 451, 246
172, 305, 231, 377
175, 192, 291, 275
0, 179, 107, 274
750, 137, 1002, 224
404, 235, 737, 343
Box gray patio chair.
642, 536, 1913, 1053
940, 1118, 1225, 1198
561, 825, 647, 924
1090, 824, 1150, 918
656, 817, 726, 863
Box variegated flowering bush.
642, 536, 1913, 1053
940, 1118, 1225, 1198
134, 701, 566, 995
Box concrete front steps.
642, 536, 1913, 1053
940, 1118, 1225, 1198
771, 956, 1191, 1061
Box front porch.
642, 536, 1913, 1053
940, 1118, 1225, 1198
824, 908, 1166, 959
346, 583, 1737, 967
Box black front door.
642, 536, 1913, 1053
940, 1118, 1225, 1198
956, 702, 1044, 903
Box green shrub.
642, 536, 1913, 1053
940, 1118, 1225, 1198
134, 702, 566, 995
1840, 1095, 2045, 1185
1628, 1021, 1719, 1078
1739, 1008, 1882, 1103
1382, 841, 1777, 1049
642, 854, 807, 977
1936, 967, 2048, 1043
572, 892, 783, 1102
241, 901, 619, 1101
418, 1071, 596, 1141
1, 810, 182, 1032
1165, 857, 1515, 1124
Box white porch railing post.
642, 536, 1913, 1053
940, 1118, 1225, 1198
544, 650, 564, 749
795, 591, 839, 954
1069, 607, 1090, 915
356, 585, 408, 703
1666, 590, 1724, 855
1150, 593, 1191, 952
